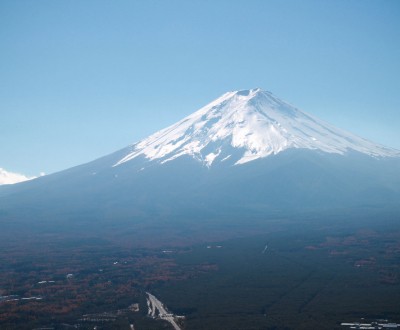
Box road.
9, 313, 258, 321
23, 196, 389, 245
146, 292, 182, 330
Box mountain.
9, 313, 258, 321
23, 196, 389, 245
0, 89, 399, 232
114, 88, 398, 168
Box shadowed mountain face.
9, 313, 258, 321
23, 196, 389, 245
0, 89, 399, 228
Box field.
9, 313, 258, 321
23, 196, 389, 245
0, 211, 399, 329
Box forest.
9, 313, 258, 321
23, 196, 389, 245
1, 211, 400, 329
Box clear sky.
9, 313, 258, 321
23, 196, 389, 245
1, 0, 399, 176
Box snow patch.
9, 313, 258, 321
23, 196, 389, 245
205, 149, 221, 167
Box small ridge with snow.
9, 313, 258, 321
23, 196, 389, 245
0, 168, 37, 185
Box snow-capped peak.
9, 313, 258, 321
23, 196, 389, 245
114, 89, 399, 168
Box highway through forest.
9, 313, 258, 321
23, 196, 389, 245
146, 292, 182, 330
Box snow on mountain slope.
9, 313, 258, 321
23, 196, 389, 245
114, 88, 399, 168
0, 168, 36, 185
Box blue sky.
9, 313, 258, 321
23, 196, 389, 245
1, 0, 399, 176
